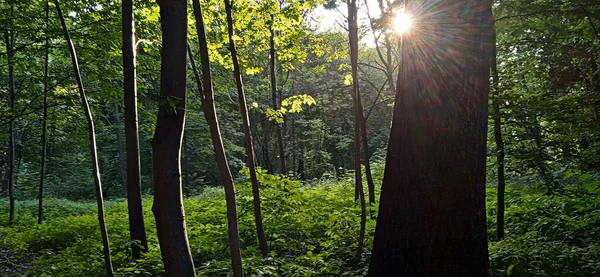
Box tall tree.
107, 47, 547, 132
6, 1, 15, 225
368, 0, 493, 275
269, 17, 286, 175
122, 0, 148, 259
224, 0, 269, 257
191, 0, 244, 275
347, 0, 367, 269
151, 0, 196, 275
54, 0, 114, 275
38, 0, 51, 224
491, 29, 506, 240
114, 104, 127, 190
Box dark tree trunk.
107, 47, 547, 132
269, 21, 286, 175
151, 0, 196, 275
122, 0, 148, 260
182, 133, 190, 195
38, 0, 50, 224
54, 1, 114, 275
590, 57, 600, 127
191, 0, 243, 275
491, 30, 506, 240
361, 115, 375, 205
6, 2, 15, 225
260, 114, 273, 173
114, 103, 127, 191
347, 0, 366, 269
368, 0, 493, 276
1, 153, 6, 197
225, 0, 269, 257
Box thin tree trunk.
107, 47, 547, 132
368, 0, 493, 275
122, 0, 148, 260
38, 0, 50, 224
151, 0, 196, 275
589, 57, 600, 127
348, 0, 366, 269
361, 114, 375, 205
183, 133, 190, 195
6, 2, 16, 225
54, 1, 114, 275
269, 21, 286, 175
260, 114, 273, 173
491, 30, 506, 240
114, 103, 127, 191
0, 154, 6, 198
191, 0, 243, 275
225, 0, 269, 257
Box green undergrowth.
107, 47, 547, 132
0, 170, 377, 277
1, 171, 599, 276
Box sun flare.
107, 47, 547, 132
394, 12, 412, 34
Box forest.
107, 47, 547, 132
0, 0, 599, 276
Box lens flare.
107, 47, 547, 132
394, 12, 412, 34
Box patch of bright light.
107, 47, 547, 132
394, 11, 412, 34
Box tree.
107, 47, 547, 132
37, 0, 51, 224
6, 0, 16, 225
269, 16, 287, 175
54, 0, 114, 275
122, 0, 148, 260
114, 103, 127, 190
347, 0, 366, 269
368, 0, 493, 275
151, 0, 196, 275
191, 0, 244, 275
491, 28, 506, 240
224, 0, 269, 257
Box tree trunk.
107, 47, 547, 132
491, 29, 506, 240
260, 114, 273, 173
269, 21, 287, 175
347, 0, 366, 269
225, 0, 269, 257
54, 1, 115, 275
114, 103, 127, 191
122, 0, 148, 260
1, 153, 6, 198
590, 57, 600, 127
191, 0, 243, 275
6, 2, 16, 225
361, 115, 375, 205
368, 0, 493, 275
151, 0, 196, 275
38, 0, 50, 225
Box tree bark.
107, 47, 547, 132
114, 103, 127, 191
269, 21, 287, 175
260, 114, 273, 173
361, 115, 375, 205
368, 0, 493, 275
38, 0, 50, 225
491, 29, 506, 240
54, 1, 114, 275
225, 0, 269, 257
151, 0, 196, 276
122, 0, 148, 260
191, 0, 244, 275
347, 0, 366, 269
589, 57, 600, 127
6, 2, 15, 225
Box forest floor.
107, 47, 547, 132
0, 247, 37, 277
0, 173, 599, 276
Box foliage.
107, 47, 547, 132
487, 187, 600, 276
0, 170, 380, 276
1, 166, 599, 276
